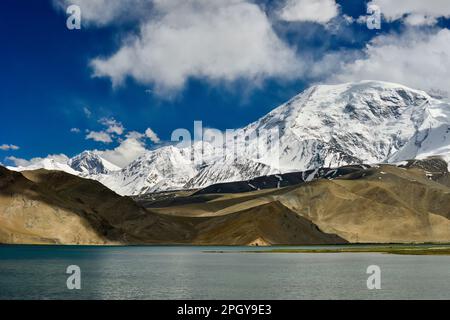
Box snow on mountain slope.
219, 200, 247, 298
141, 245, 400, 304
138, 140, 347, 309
184, 157, 278, 190
97, 146, 198, 195
8, 151, 119, 181
69, 151, 120, 175
8, 157, 79, 176
237, 80, 434, 171
388, 100, 450, 165
9, 81, 450, 195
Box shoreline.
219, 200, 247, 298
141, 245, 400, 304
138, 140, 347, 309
233, 246, 450, 255
1, 243, 450, 255
1, 242, 450, 247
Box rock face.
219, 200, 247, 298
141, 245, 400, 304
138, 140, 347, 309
193, 165, 369, 195
9, 81, 450, 196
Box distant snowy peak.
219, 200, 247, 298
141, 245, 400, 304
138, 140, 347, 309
68, 151, 120, 175
9, 151, 120, 177
8, 157, 79, 176
98, 146, 198, 196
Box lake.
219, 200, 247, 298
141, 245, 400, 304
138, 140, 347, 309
0, 245, 449, 300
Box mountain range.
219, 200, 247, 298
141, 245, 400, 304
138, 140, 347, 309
9, 80, 450, 196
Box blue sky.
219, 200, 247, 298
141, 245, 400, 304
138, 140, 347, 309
1, 0, 450, 167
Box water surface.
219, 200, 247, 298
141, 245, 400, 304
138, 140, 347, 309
0, 245, 449, 300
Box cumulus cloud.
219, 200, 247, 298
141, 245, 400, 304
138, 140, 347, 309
7, 154, 69, 167
368, 0, 450, 25
145, 128, 160, 144
125, 131, 145, 140
98, 137, 147, 167
6, 156, 30, 167
86, 131, 113, 143
99, 117, 125, 135
93, 126, 161, 167
0, 144, 20, 151
329, 29, 450, 95
277, 0, 339, 24
404, 14, 439, 26
85, 117, 125, 143
70, 128, 81, 133
91, 0, 302, 94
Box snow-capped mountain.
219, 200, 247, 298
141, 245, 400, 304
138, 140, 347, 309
183, 157, 277, 190
69, 151, 120, 175
96, 146, 197, 195
8, 151, 119, 178
9, 81, 450, 195
387, 99, 450, 164
238, 80, 431, 170
9, 157, 80, 176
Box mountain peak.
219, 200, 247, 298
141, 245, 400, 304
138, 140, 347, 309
68, 151, 120, 175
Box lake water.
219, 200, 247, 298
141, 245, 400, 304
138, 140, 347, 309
0, 245, 449, 300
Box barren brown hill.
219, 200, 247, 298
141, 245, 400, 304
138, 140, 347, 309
0, 167, 193, 244
0, 166, 344, 245
138, 161, 450, 244
1, 159, 450, 245
276, 164, 450, 243
191, 201, 346, 245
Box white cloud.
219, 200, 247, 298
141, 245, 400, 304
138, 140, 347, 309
0, 144, 20, 151
70, 128, 81, 133
368, 0, 450, 25
86, 131, 113, 143
278, 0, 339, 24
98, 137, 147, 167
53, 0, 152, 26
91, 0, 302, 94
7, 154, 69, 167
404, 14, 438, 26
145, 128, 160, 144
329, 29, 450, 96
342, 14, 355, 24
6, 156, 30, 167
125, 131, 145, 140
99, 117, 124, 135
85, 118, 124, 143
